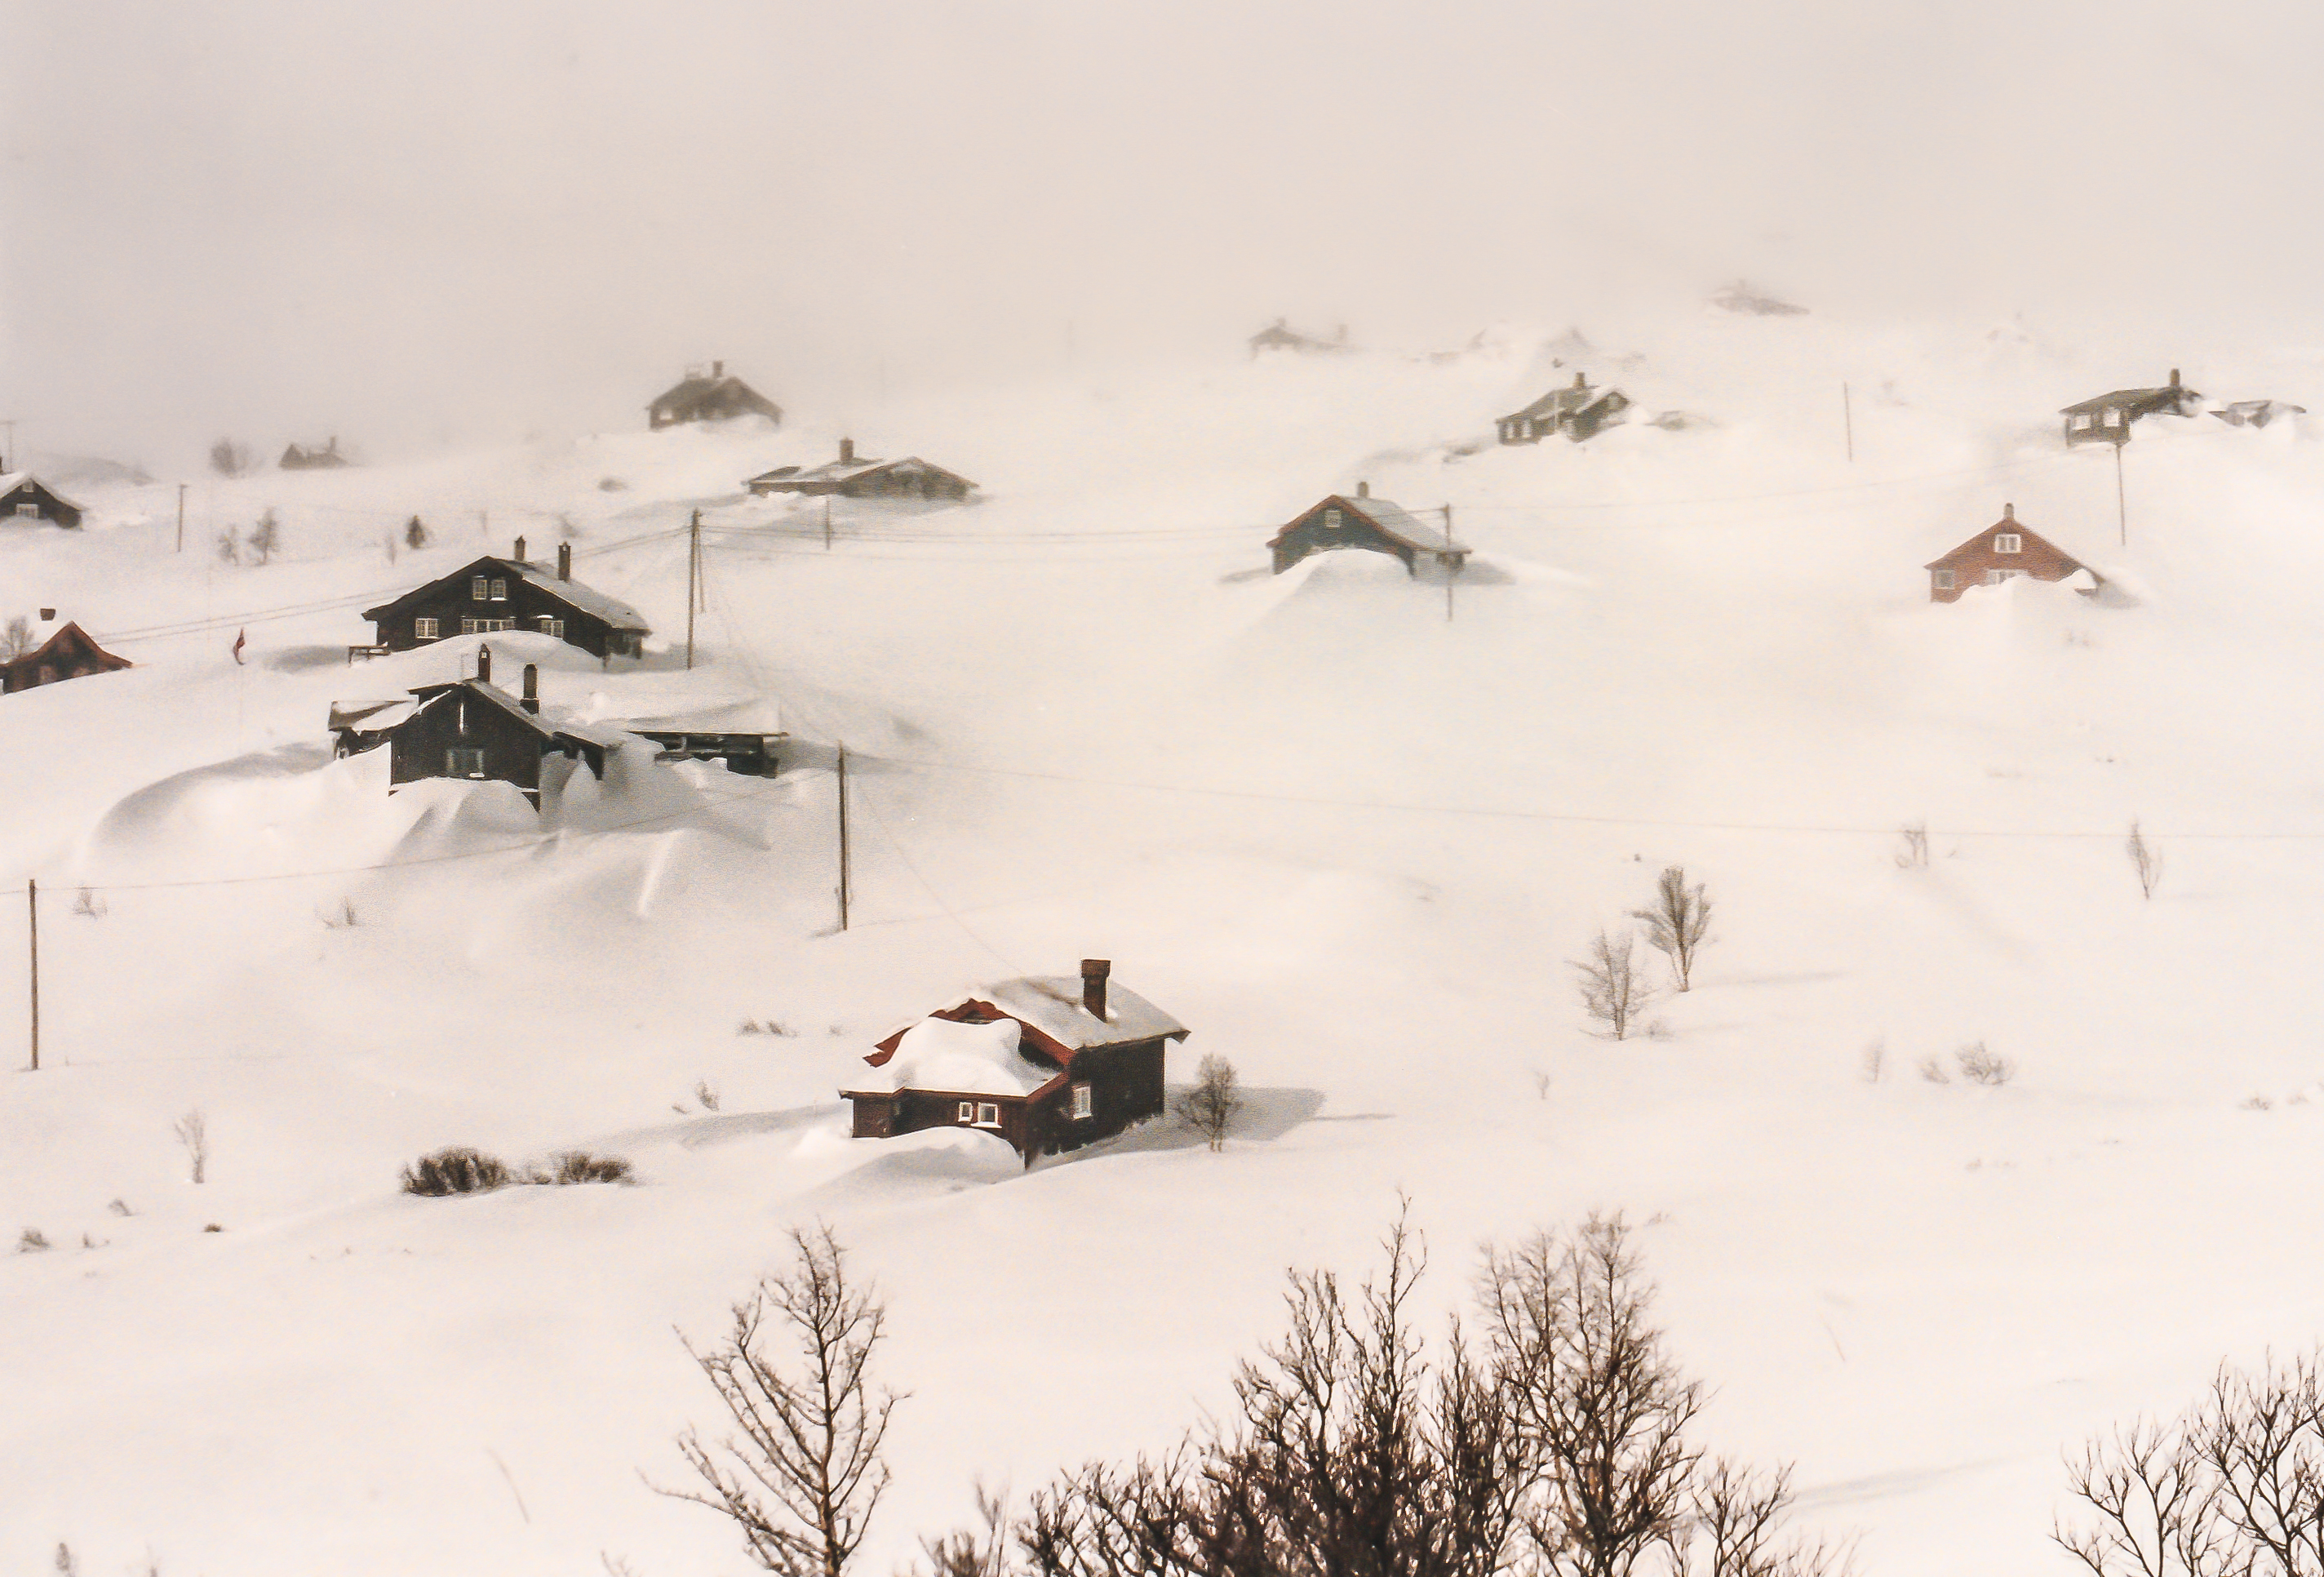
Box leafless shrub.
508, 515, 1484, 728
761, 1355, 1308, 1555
174, 1110, 208, 1184
2128, 821, 2162, 900
2243, 1095, 2275, 1112
18, 1227, 51, 1253
1630, 865, 1714, 991
659, 1224, 902, 1575
208, 438, 251, 478
738, 1018, 799, 1037
80, 1231, 103, 1250
403, 515, 429, 549
1861, 1040, 1886, 1083
1954, 1042, 2014, 1086
319, 898, 359, 928
69, 887, 106, 918
1918, 1055, 1950, 1085
1533, 1068, 1554, 1099
1173, 1054, 1241, 1151
1895, 824, 1929, 868
694, 1079, 721, 1113
539, 1151, 634, 1185
107, 1197, 132, 1216
1575, 927, 1657, 1040
401, 1146, 510, 1196
246, 508, 282, 566
2057, 1353, 2324, 1577
54, 1541, 77, 1575
598, 475, 628, 491
214, 526, 240, 565
2, 615, 33, 660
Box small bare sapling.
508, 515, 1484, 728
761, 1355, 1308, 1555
2, 615, 33, 660
18, 1227, 51, 1253
1954, 1042, 2014, 1086
70, 887, 106, 918
2127, 820, 2162, 900
1629, 865, 1714, 991
1918, 1055, 1951, 1085
1574, 926, 1657, 1039
1175, 1054, 1242, 1151
246, 508, 282, 566
1861, 1038, 1886, 1082
694, 1079, 721, 1113
174, 1109, 209, 1184
214, 526, 241, 566
1896, 823, 1930, 869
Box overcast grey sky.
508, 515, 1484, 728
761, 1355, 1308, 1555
7, 0, 2323, 463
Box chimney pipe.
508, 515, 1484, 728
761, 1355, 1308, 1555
1080, 958, 1111, 1019
521, 664, 539, 713
514, 535, 526, 562
1574, 371, 1587, 389
1356, 480, 1369, 498
2003, 502, 2015, 520
839, 437, 855, 464
712, 359, 724, 379
38, 607, 54, 621
477, 643, 492, 684
557, 541, 571, 581
2170, 368, 2181, 388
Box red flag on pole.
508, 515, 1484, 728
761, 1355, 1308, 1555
232, 629, 246, 665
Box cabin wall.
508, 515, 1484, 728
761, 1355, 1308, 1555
2, 482, 82, 529
388, 694, 547, 803
1035, 1040, 1168, 1157
372, 571, 628, 658
1271, 508, 1416, 575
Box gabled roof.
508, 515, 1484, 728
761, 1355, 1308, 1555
1923, 513, 2087, 572
746, 454, 977, 492
1502, 375, 1623, 424
7, 620, 129, 676
864, 974, 1189, 1080
852, 1016, 1059, 1098
328, 698, 415, 733
1267, 493, 1473, 557
648, 373, 782, 420
2060, 375, 2202, 417
0, 472, 87, 511
360, 555, 650, 632
406, 677, 561, 741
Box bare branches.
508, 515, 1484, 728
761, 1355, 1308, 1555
1629, 868, 1714, 993
173, 1110, 208, 1184
1575, 930, 1657, 1041
2128, 822, 2163, 901
659, 1224, 903, 1576
1174, 1055, 1242, 1152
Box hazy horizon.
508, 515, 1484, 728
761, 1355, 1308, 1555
9, 0, 2324, 467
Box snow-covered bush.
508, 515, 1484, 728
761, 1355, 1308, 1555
539, 1152, 633, 1186
17, 1228, 51, 1253
400, 1147, 512, 1197
1955, 1042, 2014, 1086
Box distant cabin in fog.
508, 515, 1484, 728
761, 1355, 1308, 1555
2060, 370, 2204, 446
280, 438, 352, 470
1709, 281, 1809, 316
647, 362, 783, 429
841, 960, 1189, 1167
1267, 483, 1470, 576
1248, 318, 1351, 358
0, 473, 85, 529
746, 438, 976, 501
1923, 504, 2096, 603
1497, 373, 1632, 445
2, 615, 131, 693
360, 538, 650, 660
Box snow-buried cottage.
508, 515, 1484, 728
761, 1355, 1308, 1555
842, 961, 1189, 1167
361, 538, 650, 660
0, 472, 86, 529
2060, 369, 2203, 446
1923, 504, 2097, 603
332, 647, 628, 811
646, 362, 783, 429
2, 615, 131, 693
1267, 482, 1470, 575
1497, 372, 1631, 444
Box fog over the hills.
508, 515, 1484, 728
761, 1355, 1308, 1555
7, 0, 2322, 465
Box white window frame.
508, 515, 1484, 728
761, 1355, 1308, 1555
1322, 509, 1342, 531
537, 616, 563, 637
957, 1100, 976, 1123
471, 576, 488, 600
415, 617, 438, 639
975, 1102, 1000, 1126
1994, 534, 2022, 553
459, 617, 478, 635
446, 747, 486, 777
1071, 1082, 1093, 1120
490, 578, 508, 601
1986, 568, 2024, 585
14, 502, 38, 518
1932, 569, 1955, 591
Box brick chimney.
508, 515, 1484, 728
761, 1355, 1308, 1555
2169, 368, 2180, 388
2003, 502, 2016, 520
1080, 958, 1111, 1019
557, 541, 571, 581
521, 664, 539, 713
1356, 480, 1370, 498
1574, 371, 1587, 389
38, 607, 54, 621
712, 360, 725, 379
477, 642, 492, 684
513, 535, 526, 562
839, 437, 855, 464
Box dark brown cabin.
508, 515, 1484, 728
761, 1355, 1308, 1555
2, 619, 131, 693
647, 362, 783, 429
280, 438, 351, 469
1497, 372, 1632, 445
746, 438, 976, 500
1923, 504, 2095, 602
360, 540, 650, 660
377, 653, 617, 810
841, 961, 1189, 1167
1267, 483, 1470, 575
0, 473, 85, 530
2061, 369, 2203, 446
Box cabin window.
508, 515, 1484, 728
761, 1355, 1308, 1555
459, 617, 478, 635
537, 616, 563, 637
471, 576, 488, 600
1994, 534, 2021, 553
957, 1100, 975, 1122
36, 665, 56, 685
1986, 568, 2023, 585
976, 1102, 1000, 1126
14, 503, 37, 518
1322, 509, 1342, 531
490, 579, 508, 601
1071, 1083, 1093, 1120
415, 617, 439, 639
2070, 413, 2092, 431
1932, 569, 1955, 590
446, 747, 486, 777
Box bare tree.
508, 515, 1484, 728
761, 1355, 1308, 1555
215, 526, 241, 566
1173, 1055, 1242, 1152
174, 1110, 208, 1184
660, 1224, 903, 1576
1954, 1042, 2013, 1086
914, 1484, 1016, 1577
404, 514, 430, 549
2, 615, 34, 660
2128, 822, 2162, 901
1678, 1460, 1851, 1577
1894, 824, 1929, 870
246, 508, 282, 566
1630, 868, 1714, 992
208, 438, 251, 478
1574, 929, 1657, 1040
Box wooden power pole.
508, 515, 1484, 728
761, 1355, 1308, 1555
836, 744, 851, 932
25, 877, 38, 1072
2115, 441, 2128, 547
685, 509, 701, 670
1843, 383, 1855, 463
823, 496, 832, 552
175, 483, 187, 553
1443, 504, 1457, 624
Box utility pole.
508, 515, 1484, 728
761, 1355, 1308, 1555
1443, 504, 1457, 624
1843, 384, 1855, 463
685, 509, 701, 670
175, 483, 187, 553
1, 419, 15, 472
25, 877, 38, 1072
836, 743, 851, 932
823, 495, 832, 552
2114, 441, 2128, 547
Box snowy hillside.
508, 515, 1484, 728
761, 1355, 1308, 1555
7, 316, 2324, 1575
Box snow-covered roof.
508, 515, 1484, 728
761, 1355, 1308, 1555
0, 472, 87, 510
606, 697, 787, 734
328, 699, 415, 733
550, 717, 641, 751
855, 1015, 1058, 1097
2060, 377, 2202, 416
974, 976, 1188, 1052
649, 373, 781, 418
408, 677, 559, 740
508, 559, 650, 630
747, 455, 975, 491
1341, 494, 1474, 557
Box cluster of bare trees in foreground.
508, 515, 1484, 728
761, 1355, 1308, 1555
659, 1213, 1849, 1577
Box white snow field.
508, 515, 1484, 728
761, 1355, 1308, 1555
7, 315, 2324, 1575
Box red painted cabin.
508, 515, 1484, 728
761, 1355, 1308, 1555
1923, 504, 2093, 603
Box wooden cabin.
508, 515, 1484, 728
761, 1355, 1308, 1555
1267, 483, 1470, 575
1923, 504, 2094, 602
280, 438, 352, 469
2061, 370, 2203, 446
2, 617, 131, 693
367, 651, 623, 810
360, 539, 650, 660
647, 362, 783, 429
1248, 318, 1350, 358
0, 473, 85, 530
841, 961, 1189, 1167
1497, 372, 1632, 444
746, 438, 976, 500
